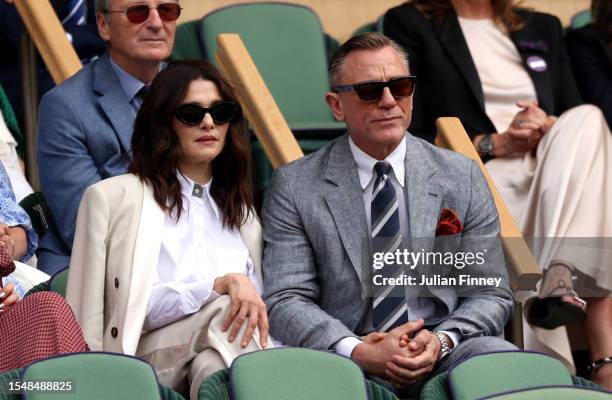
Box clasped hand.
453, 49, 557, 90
499, 100, 556, 156
353, 319, 442, 390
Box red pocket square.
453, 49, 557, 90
436, 208, 463, 236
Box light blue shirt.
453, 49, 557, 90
108, 57, 147, 114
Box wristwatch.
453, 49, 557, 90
477, 134, 494, 162
434, 332, 452, 361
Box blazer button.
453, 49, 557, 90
111, 327, 118, 338
114, 278, 119, 288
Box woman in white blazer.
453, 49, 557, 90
66, 60, 271, 399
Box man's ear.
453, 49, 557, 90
96, 13, 111, 42
325, 92, 345, 122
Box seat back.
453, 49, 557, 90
49, 267, 68, 297
200, 3, 339, 128
448, 351, 573, 400
570, 9, 592, 29
171, 19, 205, 60
483, 386, 612, 399
230, 348, 369, 400
22, 352, 162, 400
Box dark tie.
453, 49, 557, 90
137, 85, 150, 102
371, 161, 408, 331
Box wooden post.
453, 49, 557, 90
14, 0, 82, 85
435, 117, 542, 292
215, 34, 303, 168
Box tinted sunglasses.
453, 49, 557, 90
332, 75, 416, 102
174, 102, 241, 125
107, 3, 181, 24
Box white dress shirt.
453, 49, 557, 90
144, 173, 260, 331
334, 136, 459, 358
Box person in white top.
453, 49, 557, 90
66, 60, 271, 399
384, 0, 612, 389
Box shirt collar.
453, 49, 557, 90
108, 56, 146, 103
176, 172, 220, 219
348, 135, 406, 190
108, 57, 167, 103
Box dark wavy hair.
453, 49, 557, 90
409, 0, 524, 31
592, 0, 612, 47
129, 60, 253, 230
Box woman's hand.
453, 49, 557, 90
0, 282, 19, 313
0, 224, 27, 260
0, 223, 15, 259
498, 100, 554, 156
213, 273, 269, 349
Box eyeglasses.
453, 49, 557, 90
331, 75, 416, 102
174, 102, 241, 125
106, 3, 181, 24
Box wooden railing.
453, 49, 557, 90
14, 0, 82, 84
435, 118, 542, 292
216, 34, 303, 168
14, 0, 83, 187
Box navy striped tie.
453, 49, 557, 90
371, 161, 408, 331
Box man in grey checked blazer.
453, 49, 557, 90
262, 33, 516, 394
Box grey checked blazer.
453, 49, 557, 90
262, 133, 514, 350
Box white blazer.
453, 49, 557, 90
66, 174, 263, 355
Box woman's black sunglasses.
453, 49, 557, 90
174, 102, 241, 125
331, 75, 416, 102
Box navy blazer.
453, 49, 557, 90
37, 52, 135, 274
565, 24, 612, 128
383, 4, 582, 143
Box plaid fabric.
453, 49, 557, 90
0, 247, 15, 286
0, 291, 88, 371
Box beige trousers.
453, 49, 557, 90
486, 105, 612, 371
136, 295, 270, 400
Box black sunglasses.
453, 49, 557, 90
174, 102, 241, 125
106, 3, 181, 24
332, 75, 416, 102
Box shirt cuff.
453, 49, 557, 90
334, 336, 362, 358
437, 330, 460, 351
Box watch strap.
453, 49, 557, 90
434, 331, 451, 361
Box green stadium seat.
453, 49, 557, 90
199, 3, 345, 196
352, 16, 384, 36
200, 3, 342, 131
21, 352, 164, 399
48, 267, 68, 298
448, 351, 574, 400
171, 19, 205, 60
484, 386, 612, 399
570, 9, 593, 29
229, 348, 397, 400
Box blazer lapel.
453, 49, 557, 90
240, 214, 264, 285
94, 53, 135, 153
510, 13, 554, 113
405, 135, 442, 246
433, 11, 485, 112
323, 136, 369, 284
122, 180, 165, 355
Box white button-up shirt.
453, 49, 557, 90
144, 174, 259, 331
